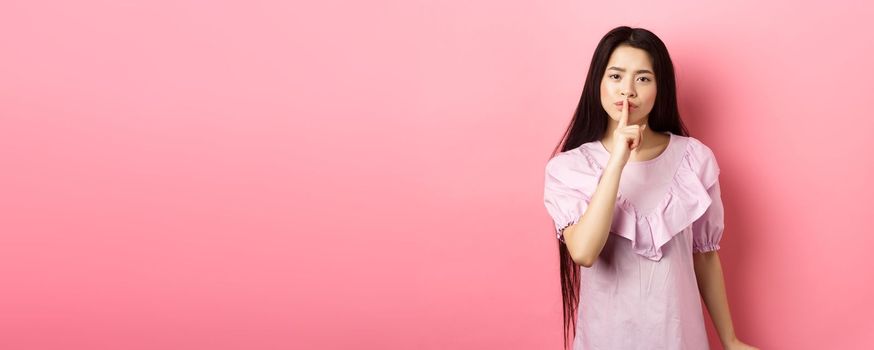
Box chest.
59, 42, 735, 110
617, 163, 676, 215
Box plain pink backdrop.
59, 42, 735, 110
1, 0, 872, 349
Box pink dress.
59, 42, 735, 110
542, 132, 724, 350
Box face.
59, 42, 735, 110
599, 45, 657, 125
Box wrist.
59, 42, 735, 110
720, 334, 739, 347
606, 157, 626, 169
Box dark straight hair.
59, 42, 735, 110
550, 26, 690, 350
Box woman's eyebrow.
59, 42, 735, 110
607, 66, 654, 75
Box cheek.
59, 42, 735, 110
641, 90, 656, 105
599, 85, 610, 102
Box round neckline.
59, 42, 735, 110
597, 132, 674, 165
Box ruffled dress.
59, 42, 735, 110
542, 132, 725, 350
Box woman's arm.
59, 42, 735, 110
564, 97, 643, 268
562, 160, 623, 268
693, 250, 737, 346
694, 251, 759, 349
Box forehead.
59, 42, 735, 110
606, 45, 653, 71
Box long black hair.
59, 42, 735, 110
550, 26, 691, 349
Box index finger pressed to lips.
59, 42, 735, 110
618, 97, 629, 127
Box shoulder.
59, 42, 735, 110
684, 135, 717, 159
545, 144, 601, 186
669, 134, 717, 164
682, 135, 719, 166
545, 149, 576, 174
546, 144, 599, 175
678, 135, 720, 187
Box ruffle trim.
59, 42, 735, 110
693, 243, 721, 254
579, 140, 718, 261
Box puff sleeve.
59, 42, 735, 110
689, 140, 725, 253
542, 154, 595, 243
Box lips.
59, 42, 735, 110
614, 101, 637, 108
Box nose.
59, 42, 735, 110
620, 80, 636, 98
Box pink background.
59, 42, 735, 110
2, 1, 872, 349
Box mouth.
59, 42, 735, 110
614, 101, 637, 111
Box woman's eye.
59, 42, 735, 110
609, 74, 651, 82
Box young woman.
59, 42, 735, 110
543, 26, 758, 350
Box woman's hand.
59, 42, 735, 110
609, 96, 646, 166
723, 338, 759, 350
